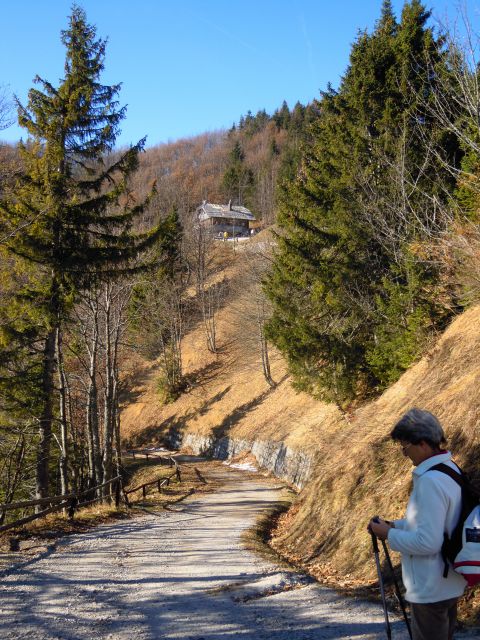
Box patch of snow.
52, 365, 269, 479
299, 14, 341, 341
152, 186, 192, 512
223, 461, 258, 472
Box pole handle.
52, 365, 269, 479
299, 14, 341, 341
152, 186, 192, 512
369, 515, 381, 551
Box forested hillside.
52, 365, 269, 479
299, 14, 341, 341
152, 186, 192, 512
130, 99, 314, 228
0, 4, 312, 512
2, 0, 480, 578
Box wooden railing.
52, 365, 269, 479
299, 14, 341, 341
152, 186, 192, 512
123, 466, 181, 507
0, 451, 184, 542
0, 476, 122, 535
123, 449, 177, 463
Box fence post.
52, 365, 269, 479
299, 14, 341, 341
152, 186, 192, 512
142, 485, 146, 499
176, 467, 181, 482
9, 537, 20, 552
68, 496, 78, 520
115, 479, 121, 508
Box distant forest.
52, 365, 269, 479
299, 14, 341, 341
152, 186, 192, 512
127, 99, 313, 228
2, 0, 480, 510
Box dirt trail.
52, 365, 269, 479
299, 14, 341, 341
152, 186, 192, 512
0, 465, 471, 640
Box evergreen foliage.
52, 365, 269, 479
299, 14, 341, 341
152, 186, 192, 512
222, 100, 313, 223
0, 5, 161, 498
265, 1, 460, 403
222, 140, 255, 206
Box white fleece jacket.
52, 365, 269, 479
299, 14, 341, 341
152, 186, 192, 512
387, 451, 467, 603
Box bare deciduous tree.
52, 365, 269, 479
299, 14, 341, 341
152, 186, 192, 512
231, 238, 277, 387
186, 220, 230, 354
0, 431, 26, 523
0, 86, 14, 132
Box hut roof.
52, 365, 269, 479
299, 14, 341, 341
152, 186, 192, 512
196, 201, 256, 222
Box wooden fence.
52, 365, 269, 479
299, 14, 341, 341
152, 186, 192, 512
123, 449, 177, 463
123, 465, 181, 507
0, 451, 183, 544
0, 475, 122, 535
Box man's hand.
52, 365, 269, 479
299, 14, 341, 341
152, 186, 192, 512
368, 517, 392, 541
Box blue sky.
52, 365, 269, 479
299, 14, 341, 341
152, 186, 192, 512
0, 1, 472, 149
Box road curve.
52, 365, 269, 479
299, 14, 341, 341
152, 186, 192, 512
0, 466, 423, 640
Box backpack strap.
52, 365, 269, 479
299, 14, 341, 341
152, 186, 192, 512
430, 463, 465, 487
428, 463, 465, 578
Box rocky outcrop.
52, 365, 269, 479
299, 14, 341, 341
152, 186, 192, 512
168, 431, 314, 488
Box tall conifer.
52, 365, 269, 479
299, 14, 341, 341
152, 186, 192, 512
0, 6, 160, 498
266, 1, 458, 401
222, 140, 254, 206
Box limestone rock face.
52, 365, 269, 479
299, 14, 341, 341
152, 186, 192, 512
168, 431, 314, 488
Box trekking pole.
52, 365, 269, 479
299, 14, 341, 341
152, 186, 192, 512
380, 538, 412, 640
369, 526, 392, 640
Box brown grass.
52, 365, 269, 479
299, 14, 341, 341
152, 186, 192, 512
241, 486, 296, 567
120, 240, 336, 454
123, 459, 226, 509
269, 305, 480, 625
119, 242, 480, 626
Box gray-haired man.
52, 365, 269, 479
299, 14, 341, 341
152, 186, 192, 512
369, 408, 466, 640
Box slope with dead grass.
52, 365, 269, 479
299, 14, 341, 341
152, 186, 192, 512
270, 304, 480, 622
121, 237, 343, 464
120, 238, 480, 621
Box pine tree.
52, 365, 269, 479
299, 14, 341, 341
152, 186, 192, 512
222, 140, 254, 206
273, 100, 291, 130
0, 6, 160, 499
265, 1, 458, 402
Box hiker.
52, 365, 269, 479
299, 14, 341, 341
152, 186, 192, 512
368, 408, 467, 640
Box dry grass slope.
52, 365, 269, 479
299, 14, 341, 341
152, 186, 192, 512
120, 241, 480, 623
121, 239, 342, 454
270, 304, 480, 623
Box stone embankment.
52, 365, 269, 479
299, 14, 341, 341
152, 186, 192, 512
168, 432, 314, 488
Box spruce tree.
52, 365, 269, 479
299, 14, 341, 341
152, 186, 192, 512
222, 140, 254, 206
266, 1, 458, 402
0, 5, 160, 499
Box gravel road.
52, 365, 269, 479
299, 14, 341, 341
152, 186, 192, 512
0, 466, 477, 640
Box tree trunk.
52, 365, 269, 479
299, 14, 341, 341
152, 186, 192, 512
113, 379, 122, 479
202, 285, 220, 354
111, 302, 122, 483
102, 285, 114, 492
86, 305, 102, 488
260, 330, 275, 388
0, 436, 25, 524
64, 372, 79, 492
56, 327, 69, 496
36, 328, 57, 504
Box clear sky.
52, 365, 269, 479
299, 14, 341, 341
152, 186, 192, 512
0, 0, 472, 149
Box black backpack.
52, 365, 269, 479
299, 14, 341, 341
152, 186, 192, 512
430, 463, 480, 583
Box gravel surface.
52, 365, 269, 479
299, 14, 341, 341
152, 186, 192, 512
0, 466, 478, 640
